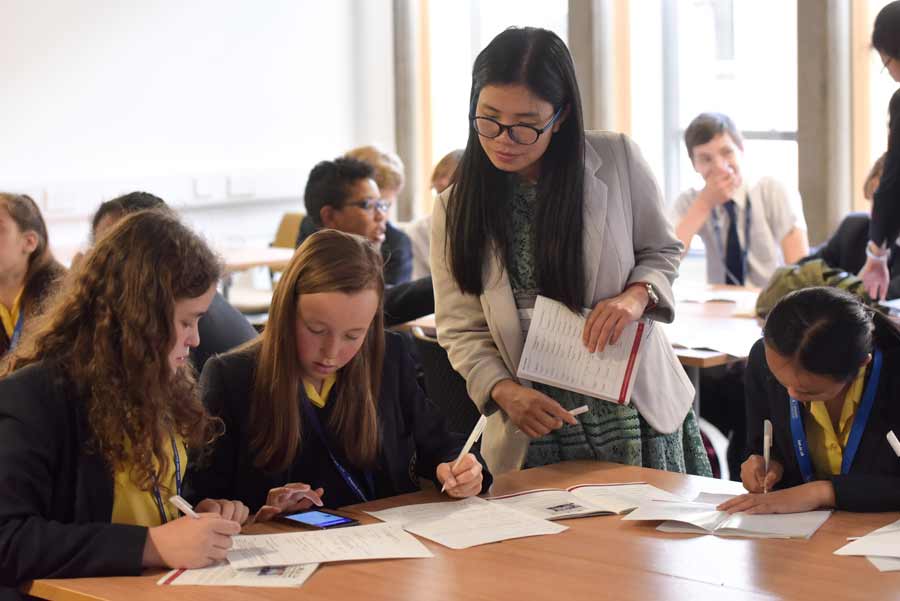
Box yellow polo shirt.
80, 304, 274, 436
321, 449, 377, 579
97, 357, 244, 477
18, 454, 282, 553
110, 436, 186, 527
304, 374, 336, 408
0, 289, 23, 340
805, 366, 867, 479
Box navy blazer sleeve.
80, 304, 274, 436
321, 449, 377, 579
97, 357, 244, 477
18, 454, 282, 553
389, 334, 492, 493
0, 366, 146, 588
744, 339, 779, 464
871, 145, 900, 247
382, 224, 413, 286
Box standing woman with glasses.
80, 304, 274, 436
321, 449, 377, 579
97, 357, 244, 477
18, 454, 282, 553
431, 27, 710, 476
860, 1, 900, 300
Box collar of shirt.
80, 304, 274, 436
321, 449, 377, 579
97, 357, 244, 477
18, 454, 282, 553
304, 374, 337, 408
0, 288, 24, 339
805, 364, 867, 477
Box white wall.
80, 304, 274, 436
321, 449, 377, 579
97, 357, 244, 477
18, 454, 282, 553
0, 0, 394, 249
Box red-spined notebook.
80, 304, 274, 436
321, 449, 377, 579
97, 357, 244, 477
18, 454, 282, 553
516, 295, 651, 405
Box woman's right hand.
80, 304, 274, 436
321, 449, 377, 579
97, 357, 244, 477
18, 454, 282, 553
860, 254, 890, 301
253, 483, 325, 523
740, 454, 783, 493
491, 379, 577, 438
142, 513, 242, 569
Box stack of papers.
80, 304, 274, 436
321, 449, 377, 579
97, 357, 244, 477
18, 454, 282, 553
158, 563, 319, 588
516, 295, 650, 405
366, 496, 568, 549
226, 522, 433, 570
486, 482, 683, 520
835, 518, 900, 572
623, 493, 831, 539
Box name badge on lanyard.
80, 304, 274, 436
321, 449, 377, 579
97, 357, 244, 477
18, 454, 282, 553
789, 348, 883, 483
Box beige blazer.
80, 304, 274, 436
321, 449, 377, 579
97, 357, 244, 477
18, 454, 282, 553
430, 131, 695, 475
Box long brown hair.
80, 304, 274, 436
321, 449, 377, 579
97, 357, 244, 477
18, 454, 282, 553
0, 193, 65, 317
249, 229, 385, 473
2, 209, 222, 492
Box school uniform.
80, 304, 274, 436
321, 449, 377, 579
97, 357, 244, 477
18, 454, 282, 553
190, 292, 258, 372
0, 261, 65, 356
185, 331, 492, 511
0, 361, 148, 592
744, 323, 900, 511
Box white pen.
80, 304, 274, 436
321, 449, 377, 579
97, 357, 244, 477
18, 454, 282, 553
169, 494, 200, 519
763, 419, 773, 494
887, 431, 900, 458
441, 414, 488, 493
514, 405, 588, 435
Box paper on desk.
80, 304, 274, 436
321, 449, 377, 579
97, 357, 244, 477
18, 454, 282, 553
625, 498, 831, 539
366, 496, 567, 549
662, 317, 761, 358
834, 518, 900, 558
488, 483, 685, 520
158, 562, 318, 587
226, 522, 432, 570
867, 556, 900, 571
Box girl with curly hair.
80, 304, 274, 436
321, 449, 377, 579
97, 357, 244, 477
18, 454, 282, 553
0, 209, 248, 593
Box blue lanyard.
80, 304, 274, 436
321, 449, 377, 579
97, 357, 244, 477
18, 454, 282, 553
8, 309, 24, 351
151, 436, 182, 524
710, 194, 751, 285
788, 348, 883, 482
300, 395, 374, 503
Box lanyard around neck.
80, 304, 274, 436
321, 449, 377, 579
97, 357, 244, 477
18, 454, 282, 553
788, 348, 883, 483
300, 394, 374, 503
8, 309, 24, 351
710, 194, 751, 284
151, 435, 182, 524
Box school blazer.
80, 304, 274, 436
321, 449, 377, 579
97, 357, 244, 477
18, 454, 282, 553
185, 332, 492, 512
0, 362, 147, 592
431, 131, 694, 475
745, 329, 900, 512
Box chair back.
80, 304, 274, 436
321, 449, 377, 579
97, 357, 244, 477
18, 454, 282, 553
411, 327, 481, 435
272, 212, 304, 248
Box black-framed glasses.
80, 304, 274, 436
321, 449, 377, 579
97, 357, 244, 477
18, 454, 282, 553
344, 198, 391, 213
470, 106, 564, 145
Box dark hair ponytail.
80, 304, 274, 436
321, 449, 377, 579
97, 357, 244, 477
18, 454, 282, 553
763, 287, 882, 381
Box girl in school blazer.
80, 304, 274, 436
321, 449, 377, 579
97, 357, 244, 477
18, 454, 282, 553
186, 230, 491, 518
0, 193, 65, 356
720, 287, 900, 514
0, 211, 248, 595
431, 27, 702, 476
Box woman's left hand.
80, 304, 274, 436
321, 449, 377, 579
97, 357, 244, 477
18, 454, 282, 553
716, 481, 836, 515
583, 285, 649, 353
195, 498, 251, 525
436, 453, 483, 498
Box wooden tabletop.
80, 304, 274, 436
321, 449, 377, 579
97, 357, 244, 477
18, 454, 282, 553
27, 461, 900, 601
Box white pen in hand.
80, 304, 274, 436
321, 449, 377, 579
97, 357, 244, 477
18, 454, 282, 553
763, 419, 772, 494
170, 494, 199, 519
887, 431, 900, 458
441, 414, 488, 493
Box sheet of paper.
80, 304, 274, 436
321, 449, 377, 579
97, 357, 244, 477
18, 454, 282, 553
158, 563, 318, 587
570, 483, 684, 509
488, 489, 613, 520
366, 496, 567, 549
623, 500, 727, 531
868, 556, 900, 571
226, 523, 433, 570
517, 295, 649, 404
663, 316, 761, 358
656, 522, 788, 539
835, 519, 900, 558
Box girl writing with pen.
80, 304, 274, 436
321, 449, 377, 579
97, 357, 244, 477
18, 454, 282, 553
186, 229, 491, 518
720, 287, 900, 515
0, 210, 250, 594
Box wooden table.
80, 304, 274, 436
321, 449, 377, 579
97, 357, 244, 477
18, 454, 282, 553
27, 461, 900, 601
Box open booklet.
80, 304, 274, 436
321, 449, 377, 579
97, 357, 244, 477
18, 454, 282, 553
517, 295, 651, 405
486, 482, 684, 520
158, 563, 318, 588
623, 492, 831, 539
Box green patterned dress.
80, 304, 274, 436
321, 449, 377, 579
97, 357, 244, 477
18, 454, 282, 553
507, 179, 712, 476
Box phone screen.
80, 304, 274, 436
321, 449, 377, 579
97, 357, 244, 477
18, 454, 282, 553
281, 510, 356, 528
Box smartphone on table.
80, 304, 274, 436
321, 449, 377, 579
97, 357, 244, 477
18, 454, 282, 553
276, 509, 359, 529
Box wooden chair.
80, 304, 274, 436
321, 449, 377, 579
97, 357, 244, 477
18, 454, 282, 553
272, 212, 304, 248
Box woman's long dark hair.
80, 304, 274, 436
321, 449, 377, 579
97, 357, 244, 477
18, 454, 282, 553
445, 27, 586, 311
873, 1, 900, 61
763, 287, 899, 382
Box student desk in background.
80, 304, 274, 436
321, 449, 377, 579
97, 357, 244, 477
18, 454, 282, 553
27, 460, 900, 601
